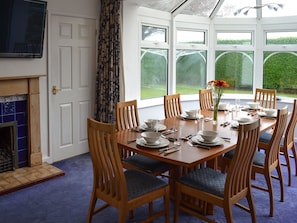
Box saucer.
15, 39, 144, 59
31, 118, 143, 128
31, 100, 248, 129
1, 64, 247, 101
191, 135, 224, 146
180, 114, 204, 120
140, 123, 167, 131
136, 138, 170, 148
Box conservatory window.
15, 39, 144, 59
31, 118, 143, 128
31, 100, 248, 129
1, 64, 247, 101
215, 51, 254, 94
217, 32, 252, 45
176, 30, 205, 44
142, 25, 167, 43
266, 32, 297, 45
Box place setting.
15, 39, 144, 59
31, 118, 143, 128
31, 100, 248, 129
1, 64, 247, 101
257, 108, 277, 118
139, 119, 167, 131
135, 131, 170, 149
180, 109, 204, 120
189, 130, 225, 149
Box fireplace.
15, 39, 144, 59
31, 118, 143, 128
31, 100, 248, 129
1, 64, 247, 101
0, 75, 43, 169
0, 121, 18, 173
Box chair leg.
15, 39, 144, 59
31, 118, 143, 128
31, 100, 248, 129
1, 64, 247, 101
246, 189, 256, 223
149, 202, 153, 216
118, 212, 127, 223
86, 189, 97, 223
223, 203, 233, 223
283, 148, 292, 186
276, 164, 285, 202
291, 144, 297, 177
264, 171, 274, 217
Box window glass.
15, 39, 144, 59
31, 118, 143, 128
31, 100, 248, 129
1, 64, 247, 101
142, 25, 167, 42
176, 50, 207, 94
215, 51, 254, 94
141, 48, 167, 99
217, 32, 252, 45
266, 32, 297, 45
263, 52, 297, 97
177, 30, 205, 44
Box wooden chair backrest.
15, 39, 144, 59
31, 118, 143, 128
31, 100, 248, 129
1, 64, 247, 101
225, 119, 260, 199
283, 99, 297, 149
164, 93, 182, 118
116, 99, 140, 131
199, 88, 213, 110
87, 118, 127, 203
266, 107, 288, 167
254, 88, 277, 109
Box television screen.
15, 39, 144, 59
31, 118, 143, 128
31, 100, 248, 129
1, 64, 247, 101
0, 0, 47, 58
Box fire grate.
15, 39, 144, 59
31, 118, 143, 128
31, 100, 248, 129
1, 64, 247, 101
0, 121, 18, 173
0, 146, 13, 173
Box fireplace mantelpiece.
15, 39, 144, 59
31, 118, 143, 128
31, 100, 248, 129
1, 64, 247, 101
0, 75, 45, 167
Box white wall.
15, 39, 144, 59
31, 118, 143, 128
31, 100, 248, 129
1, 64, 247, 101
0, 0, 100, 162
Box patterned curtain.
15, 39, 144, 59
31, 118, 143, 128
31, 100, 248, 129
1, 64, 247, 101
95, 0, 121, 123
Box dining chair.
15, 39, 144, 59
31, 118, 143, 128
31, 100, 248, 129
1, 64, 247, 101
87, 118, 170, 223
223, 106, 288, 217
254, 88, 277, 109
174, 120, 261, 223
164, 93, 182, 118
258, 99, 297, 186
199, 88, 213, 110
116, 99, 173, 176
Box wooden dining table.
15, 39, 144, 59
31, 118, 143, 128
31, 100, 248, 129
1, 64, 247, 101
116, 108, 277, 213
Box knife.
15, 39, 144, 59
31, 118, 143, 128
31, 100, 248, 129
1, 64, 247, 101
163, 148, 180, 156
187, 141, 211, 150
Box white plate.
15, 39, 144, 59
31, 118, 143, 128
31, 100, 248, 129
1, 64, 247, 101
180, 114, 204, 120
258, 112, 277, 118
236, 117, 253, 123
191, 135, 224, 146
140, 123, 167, 131
136, 138, 170, 148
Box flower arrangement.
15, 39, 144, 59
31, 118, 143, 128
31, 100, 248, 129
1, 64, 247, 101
207, 80, 230, 122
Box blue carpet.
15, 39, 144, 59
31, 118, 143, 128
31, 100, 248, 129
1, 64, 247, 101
0, 151, 296, 223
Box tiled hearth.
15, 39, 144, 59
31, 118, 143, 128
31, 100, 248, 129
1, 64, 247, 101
0, 162, 64, 195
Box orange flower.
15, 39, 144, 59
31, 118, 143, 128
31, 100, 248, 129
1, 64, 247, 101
208, 80, 230, 88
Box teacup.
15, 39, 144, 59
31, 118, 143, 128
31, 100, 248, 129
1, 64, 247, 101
263, 108, 276, 116
185, 110, 197, 118
141, 131, 161, 145
247, 102, 259, 109
199, 130, 218, 142
145, 119, 158, 129
218, 103, 227, 110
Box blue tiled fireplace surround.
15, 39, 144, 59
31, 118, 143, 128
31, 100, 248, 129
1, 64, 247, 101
0, 95, 28, 168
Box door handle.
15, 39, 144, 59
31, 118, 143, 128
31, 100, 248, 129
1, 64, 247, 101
52, 85, 60, 95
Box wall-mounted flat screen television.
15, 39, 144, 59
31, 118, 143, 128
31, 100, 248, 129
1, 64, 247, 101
0, 0, 47, 58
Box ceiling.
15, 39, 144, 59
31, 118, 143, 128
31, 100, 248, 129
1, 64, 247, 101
123, 0, 296, 19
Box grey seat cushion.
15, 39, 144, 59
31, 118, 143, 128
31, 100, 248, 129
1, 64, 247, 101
259, 132, 272, 144
259, 132, 284, 147
125, 154, 172, 173
125, 169, 167, 200
253, 151, 265, 166
224, 149, 265, 167
178, 168, 226, 197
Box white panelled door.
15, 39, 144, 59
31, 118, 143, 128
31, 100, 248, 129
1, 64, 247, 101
50, 15, 96, 162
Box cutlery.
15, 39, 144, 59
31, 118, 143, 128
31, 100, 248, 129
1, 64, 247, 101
159, 146, 177, 154
187, 141, 211, 150
163, 148, 180, 156
127, 139, 136, 143
161, 134, 178, 142
220, 137, 231, 142
180, 134, 193, 141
